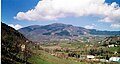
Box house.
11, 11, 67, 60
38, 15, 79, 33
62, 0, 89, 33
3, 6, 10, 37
109, 57, 120, 62
98, 42, 101, 44
99, 59, 108, 62
108, 44, 118, 47
108, 44, 114, 47
87, 55, 95, 59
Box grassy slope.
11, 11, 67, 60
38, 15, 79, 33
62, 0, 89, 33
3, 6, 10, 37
59, 42, 86, 48
28, 50, 85, 64
108, 47, 120, 52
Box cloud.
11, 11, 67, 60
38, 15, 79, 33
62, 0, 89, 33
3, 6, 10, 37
84, 24, 96, 29
110, 24, 120, 28
8, 24, 23, 30
14, 0, 120, 22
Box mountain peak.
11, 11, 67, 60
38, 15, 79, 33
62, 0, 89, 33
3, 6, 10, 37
49, 23, 73, 26
18, 23, 120, 42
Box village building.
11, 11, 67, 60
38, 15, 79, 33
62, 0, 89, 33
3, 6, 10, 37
87, 55, 95, 59
109, 57, 120, 62
108, 44, 118, 47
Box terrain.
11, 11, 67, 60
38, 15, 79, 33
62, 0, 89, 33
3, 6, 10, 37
19, 23, 120, 42
29, 35, 120, 64
1, 23, 86, 64
1, 22, 32, 64
2, 23, 120, 64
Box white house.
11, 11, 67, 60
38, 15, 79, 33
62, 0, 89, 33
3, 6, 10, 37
109, 57, 120, 62
108, 44, 118, 47
108, 44, 114, 47
87, 55, 95, 59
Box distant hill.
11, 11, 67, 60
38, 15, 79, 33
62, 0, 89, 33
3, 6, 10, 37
89, 29, 120, 35
101, 36, 120, 46
19, 23, 120, 42
1, 22, 31, 64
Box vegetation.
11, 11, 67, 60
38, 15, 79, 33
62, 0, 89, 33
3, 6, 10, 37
28, 50, 85, 64
2, 23, 120, 64
1, 23, 31, 64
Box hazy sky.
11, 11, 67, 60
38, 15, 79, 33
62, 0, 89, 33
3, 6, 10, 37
2, 0, 120, 31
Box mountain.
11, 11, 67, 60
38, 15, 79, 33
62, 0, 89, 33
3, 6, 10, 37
19, 23, 120, 42
1, 22, 31, 64
89, 29, 120, 35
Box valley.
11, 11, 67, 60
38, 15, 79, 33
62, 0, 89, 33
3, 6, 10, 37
28, 35, 120, 64
2, 23, 120, 64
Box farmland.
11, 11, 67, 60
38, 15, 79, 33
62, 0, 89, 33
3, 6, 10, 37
28, 36, 120, 64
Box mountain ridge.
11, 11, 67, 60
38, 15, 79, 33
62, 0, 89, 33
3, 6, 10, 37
18, 23, 120, 42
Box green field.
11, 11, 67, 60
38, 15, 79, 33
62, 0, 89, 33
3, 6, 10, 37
28, 50, 85, 64
27, 36, 120, 64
